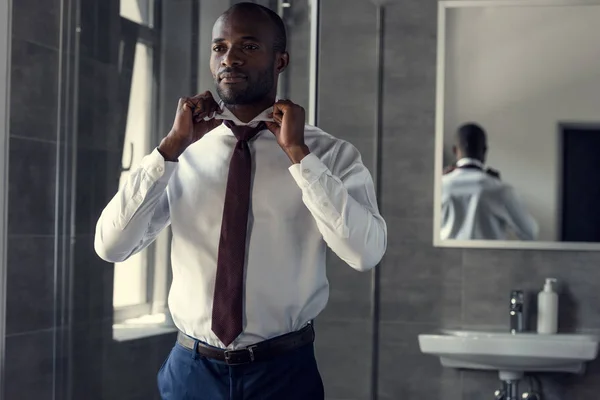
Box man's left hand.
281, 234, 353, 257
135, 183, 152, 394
266, 100, 310, 164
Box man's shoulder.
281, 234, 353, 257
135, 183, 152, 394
304, 124, 336, 140
303, 125, 364, 168
442, 169, 506, 189
304, 124, 354, 150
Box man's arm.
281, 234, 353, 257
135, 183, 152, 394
94, 149, 176, 262
502, 186, 539, 240
96, 92, 223, 262
288, 140, 387, 272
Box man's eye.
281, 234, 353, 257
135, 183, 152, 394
213, 46, 225, 52
244, 44, 259, 50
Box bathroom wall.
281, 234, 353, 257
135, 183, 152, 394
4, 0, 62, 397
443, 5, 600, 241
315, 0, 600, 399
314, 0, 378, 398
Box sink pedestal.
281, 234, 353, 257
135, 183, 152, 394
495, 372, 543, 400
497, 370, 523, 399
494, 379, 520, 400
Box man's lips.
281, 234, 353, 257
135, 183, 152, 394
219, 73, 247, 84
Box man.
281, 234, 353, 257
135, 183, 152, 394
94, 3, 386, 399
441, 123, 538, 240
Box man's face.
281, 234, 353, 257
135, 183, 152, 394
210, 11, 287, 105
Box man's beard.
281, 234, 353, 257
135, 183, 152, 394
216, 66, 275, 105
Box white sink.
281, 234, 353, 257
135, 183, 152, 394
418, 330, 599, 380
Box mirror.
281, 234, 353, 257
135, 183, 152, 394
434, 0, 600, 250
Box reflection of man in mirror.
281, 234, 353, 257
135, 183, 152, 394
441, 123, 538, 240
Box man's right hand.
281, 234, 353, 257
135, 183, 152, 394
158, 91, 223, 161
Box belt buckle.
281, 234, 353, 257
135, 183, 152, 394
224, 345, 257, 365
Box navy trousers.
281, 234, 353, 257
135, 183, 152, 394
157, 341, 325, 400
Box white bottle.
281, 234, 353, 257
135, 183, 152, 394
537, 278, 558, 334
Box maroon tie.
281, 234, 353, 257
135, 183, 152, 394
211, 120, 266, 346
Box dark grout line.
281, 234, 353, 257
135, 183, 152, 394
11, 35, 61, 53
9, 134, 58, 145
5, 327, 55, 338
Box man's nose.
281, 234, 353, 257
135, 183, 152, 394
222, 48, 244, 67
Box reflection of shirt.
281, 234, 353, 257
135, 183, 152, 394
94, 117, 387, 349
441, 158, 538, 240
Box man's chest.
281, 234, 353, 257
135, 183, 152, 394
167, 136, 308, 225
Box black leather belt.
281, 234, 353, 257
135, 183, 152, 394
176, 323, 315, 365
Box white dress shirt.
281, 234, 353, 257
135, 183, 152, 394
441, 158, 538, 240
94, 112, 387, 349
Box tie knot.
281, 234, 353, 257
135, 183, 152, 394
224, 120, 266, 142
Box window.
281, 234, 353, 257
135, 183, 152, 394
113, 1, 174, 341
120, 0, 155, 27
113, 43, 153, 312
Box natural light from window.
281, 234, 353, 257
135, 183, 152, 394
113, 42, 153, 309
120, 0, 154, 27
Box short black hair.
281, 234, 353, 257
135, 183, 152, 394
456, 123, 487, 157
225, 2, 287, 53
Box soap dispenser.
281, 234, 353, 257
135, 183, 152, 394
537, 278, 558, 334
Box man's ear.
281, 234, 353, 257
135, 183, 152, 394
276, 52, 289, 74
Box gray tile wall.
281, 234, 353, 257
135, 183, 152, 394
4, 0, 61, 397
315, 0, 378, 399
316, 0, 600, 399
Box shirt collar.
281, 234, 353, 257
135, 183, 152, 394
456, 157, 484, 169
210, 97, 279, 128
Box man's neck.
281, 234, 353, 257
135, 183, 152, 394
226, 97, 276, 123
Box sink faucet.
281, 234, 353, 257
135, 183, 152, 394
509, 290, 524, 333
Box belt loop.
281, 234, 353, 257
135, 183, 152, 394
192, 339, 200, 360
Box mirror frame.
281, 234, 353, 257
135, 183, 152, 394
433, 0, 600, 251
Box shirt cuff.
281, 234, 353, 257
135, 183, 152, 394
288, 153, 329, 189
139, 148, 178, 183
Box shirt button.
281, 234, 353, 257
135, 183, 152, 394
303, 168, 310, 174
323, 201, 329, 207
156, 166, 163, 173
